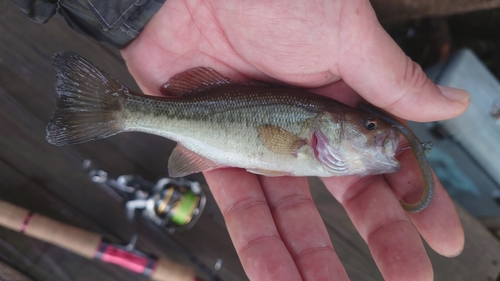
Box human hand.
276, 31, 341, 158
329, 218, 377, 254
121, 1, 468, 280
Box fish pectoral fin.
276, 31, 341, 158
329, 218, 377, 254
257, 125, 306, 156
168, 144, 219, 177
160, 67, 234, 96
312, 130, 348, 172
246, 169, 290, 177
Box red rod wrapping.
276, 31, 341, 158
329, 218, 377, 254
95, 243, 156, 276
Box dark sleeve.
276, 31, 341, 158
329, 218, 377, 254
11, 0, 165, 49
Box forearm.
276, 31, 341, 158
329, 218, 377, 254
11, 0, 165, 48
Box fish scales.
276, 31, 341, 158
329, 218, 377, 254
46, 52, 437, 213
121, 87, 332, 176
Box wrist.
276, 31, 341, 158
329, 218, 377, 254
32, 0, 167, 49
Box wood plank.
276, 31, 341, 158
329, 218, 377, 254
0, 79, 244, 280
0, 259, 33, 281
308, 178, 384, 280
0, 159, 149, 281
479, 216, 500, 237
426, 204, 500, 281
371, 0, 500, 24
2, 1, 500, 281
0, 2, 245, 280
0, 153, 244, 281
308, 177, 500, 281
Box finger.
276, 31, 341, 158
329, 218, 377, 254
384, 150, 464, 257
335, 4, 469, 122
259, 176, 349, 281
322, 176, 433, 281
310, 79, 362, 107
203, 169, 302, 281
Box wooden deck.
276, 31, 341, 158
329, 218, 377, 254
1, 2, 500, 280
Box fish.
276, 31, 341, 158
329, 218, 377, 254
46, 52, 430, 212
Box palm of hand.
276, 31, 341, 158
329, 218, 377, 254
121, 1, 464, 280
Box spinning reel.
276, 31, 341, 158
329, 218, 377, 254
84, 160, 206, 234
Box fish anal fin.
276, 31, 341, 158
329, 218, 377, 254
257, 125, 306, 156
168, 144, 219, 177
246, 169, 290, 177
160, 67, 234, 96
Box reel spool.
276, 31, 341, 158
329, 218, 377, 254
141, 177, 205, 232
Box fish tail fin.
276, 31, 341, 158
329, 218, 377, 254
47, 52, 128, 146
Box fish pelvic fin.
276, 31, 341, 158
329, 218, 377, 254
46, 52, 127, 146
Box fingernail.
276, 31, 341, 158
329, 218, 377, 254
438, 85, 470, 102
446, 249, 463, 258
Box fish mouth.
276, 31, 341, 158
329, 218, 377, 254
376, 129, 400, 156
373, 129, 401, 173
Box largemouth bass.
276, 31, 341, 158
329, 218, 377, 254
47, 52, 432, 212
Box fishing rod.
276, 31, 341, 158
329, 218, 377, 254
0, 199, 206, 281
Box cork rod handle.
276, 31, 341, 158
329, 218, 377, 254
0, 199, 101, 258
151, 258, 196, 281
0, 200, 197, 281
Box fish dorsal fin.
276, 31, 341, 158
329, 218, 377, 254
160, 67, 234, 97
168, 144, 219, 177
312, 130, 348, 172
257, 125, 306, 156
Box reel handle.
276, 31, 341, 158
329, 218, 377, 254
0, 200, 197, 281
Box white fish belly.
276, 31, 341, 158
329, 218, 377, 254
125, 113, 330, 176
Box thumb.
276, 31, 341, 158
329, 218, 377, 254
337, 12, 469, 122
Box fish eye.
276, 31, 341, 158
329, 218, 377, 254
364, 118, 377, 130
